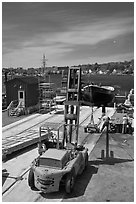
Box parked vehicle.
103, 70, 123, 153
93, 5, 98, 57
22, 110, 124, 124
28, 145, 88, 194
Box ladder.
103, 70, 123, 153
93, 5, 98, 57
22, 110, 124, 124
63, 67, 81, 147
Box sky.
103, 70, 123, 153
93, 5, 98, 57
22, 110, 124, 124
2, 2, 134, 68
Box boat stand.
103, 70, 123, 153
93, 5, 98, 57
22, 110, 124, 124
84, 106, 100, 133
101, 122, 114, 160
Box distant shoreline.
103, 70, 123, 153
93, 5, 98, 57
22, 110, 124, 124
2, 74, 134, 95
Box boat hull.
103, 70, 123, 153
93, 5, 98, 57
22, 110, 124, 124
81, 85, 114, 106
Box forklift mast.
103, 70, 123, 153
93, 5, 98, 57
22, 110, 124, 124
63, 67, 81, 147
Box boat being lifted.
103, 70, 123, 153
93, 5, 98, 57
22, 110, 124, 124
81, 84, 115, 107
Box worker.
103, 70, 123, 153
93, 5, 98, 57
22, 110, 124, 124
42, 143, 46, 151
101, 116, 110, 132
127, 117, 133, 134
37, 142, 46, 155
122, 114, 128, 134
124, 98, 132, 107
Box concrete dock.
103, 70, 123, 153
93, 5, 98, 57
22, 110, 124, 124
2, 106, 116, 159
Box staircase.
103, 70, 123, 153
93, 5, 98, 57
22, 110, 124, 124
8, 101, 25, 117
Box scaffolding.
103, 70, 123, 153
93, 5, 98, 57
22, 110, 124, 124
38, 54, 56, 113
38, 81, 56, 113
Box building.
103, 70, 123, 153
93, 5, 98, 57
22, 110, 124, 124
5, 76, 39, 108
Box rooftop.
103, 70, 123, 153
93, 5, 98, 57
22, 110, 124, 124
41, 148, 68, 161
6, 76, 38, 84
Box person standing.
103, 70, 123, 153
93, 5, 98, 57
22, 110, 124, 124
101, 116, 110, 132
127, 116, 133, 134
37, 142, 46, 155
122, 114, 128, 134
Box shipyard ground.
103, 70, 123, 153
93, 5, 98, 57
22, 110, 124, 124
63, 132, 134, 202
2, 107, 134, 202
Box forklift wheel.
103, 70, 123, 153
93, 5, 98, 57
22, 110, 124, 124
28, 168, 35, 189
65, 172, 75, 194
85, 153, 88, 169
84, 127, 87, 133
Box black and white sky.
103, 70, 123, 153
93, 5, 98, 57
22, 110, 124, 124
2, 2, 134, 68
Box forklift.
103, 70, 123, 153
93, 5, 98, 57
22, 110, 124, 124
28, 67, 88, 194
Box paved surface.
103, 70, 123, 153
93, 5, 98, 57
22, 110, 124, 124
2, 113, 64, 157
2, 106, 97, 157
2, 106, 117, 202
62, 111, 134, 202
62, 132, 134, 202
2, 106, 115, 158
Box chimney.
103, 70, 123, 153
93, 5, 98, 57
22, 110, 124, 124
4, 72, 8, 83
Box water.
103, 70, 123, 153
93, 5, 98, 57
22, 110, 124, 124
2, 74, 134, 95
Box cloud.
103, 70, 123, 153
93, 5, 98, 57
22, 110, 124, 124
2, 2, 134, 67
46, 16, 133, 46
3, 3, 133, 53
15, 15, 133, 59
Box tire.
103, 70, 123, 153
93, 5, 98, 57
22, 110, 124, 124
85, 153, 88, 169
65, 171, 75, 194
28, 168, 35, 189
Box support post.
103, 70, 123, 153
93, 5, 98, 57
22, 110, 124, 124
39, 127, 41, 144
114, 102, 116, 109
38, 126, 42, 155
57, 128, 59, 149
102, 105, 106, 116
106, 123, 109, 158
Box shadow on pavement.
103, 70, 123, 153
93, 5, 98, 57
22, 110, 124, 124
62, 157, 134, 199
3, 143, 37, 163
90, 157, 134, 166
2, 169, 9, 186
40, 191, 64, 200
63, 162, 98, 199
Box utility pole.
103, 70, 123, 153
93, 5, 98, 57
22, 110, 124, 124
42, 54, 48, 77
